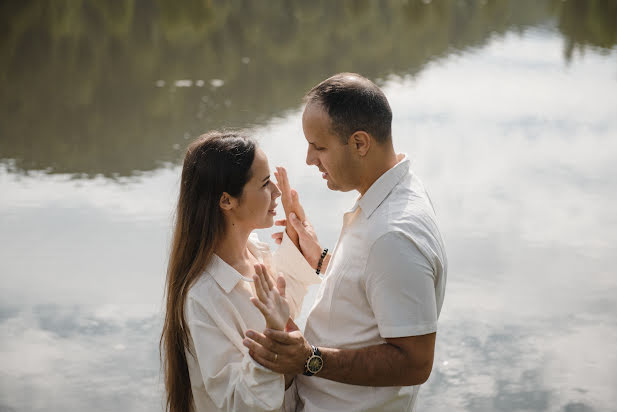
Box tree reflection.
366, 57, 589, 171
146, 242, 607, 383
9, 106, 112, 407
552, 0, 617, 60
0, 0, 614, 177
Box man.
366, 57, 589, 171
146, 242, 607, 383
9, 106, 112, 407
244, 73, 447, 411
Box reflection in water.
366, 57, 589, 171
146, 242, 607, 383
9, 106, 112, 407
1, 0, 616, 176
1, 2, 617, 412
0, 305, 162, 412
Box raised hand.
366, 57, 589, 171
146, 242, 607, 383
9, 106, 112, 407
274, 167, 306, 246
250, 264, 290, 331
272, 167, 326, 270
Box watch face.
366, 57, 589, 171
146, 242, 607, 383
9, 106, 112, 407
307, 356, 323, 373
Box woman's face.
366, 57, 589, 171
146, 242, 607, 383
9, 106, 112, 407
229, 148, 281, 229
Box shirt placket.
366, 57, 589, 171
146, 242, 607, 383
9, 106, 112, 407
324, 207, 361, 275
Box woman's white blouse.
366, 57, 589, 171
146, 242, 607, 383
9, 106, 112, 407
185, 232, 320, 412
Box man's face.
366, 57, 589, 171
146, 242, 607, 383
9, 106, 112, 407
302, 103, 358, 192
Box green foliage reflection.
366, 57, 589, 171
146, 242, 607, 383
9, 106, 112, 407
0, 0, 614, 177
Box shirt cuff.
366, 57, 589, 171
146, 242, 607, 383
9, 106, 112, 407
273, 231, 321, 288
378, 322, 437, 338
240, 353, 285, 409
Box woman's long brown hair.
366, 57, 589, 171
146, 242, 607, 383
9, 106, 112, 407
160, 131, 256, 412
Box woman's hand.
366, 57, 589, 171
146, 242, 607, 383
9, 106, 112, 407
250, 264, 290, 331
274, 167, 306, 247
273, 167, 326, 270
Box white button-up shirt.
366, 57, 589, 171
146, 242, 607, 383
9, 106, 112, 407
295, 154, 448, 411
185, 232, 321, 412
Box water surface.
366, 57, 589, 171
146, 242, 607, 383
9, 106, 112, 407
1, 1, 616, 411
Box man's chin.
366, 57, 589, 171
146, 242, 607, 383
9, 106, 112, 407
326, 180, 353, 192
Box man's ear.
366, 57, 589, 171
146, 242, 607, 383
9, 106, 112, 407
219, 192, 236, 211
350, 131, 371, 157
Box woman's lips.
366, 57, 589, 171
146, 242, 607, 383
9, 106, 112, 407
268, 203, 278, 215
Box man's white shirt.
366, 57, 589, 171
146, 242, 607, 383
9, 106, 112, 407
294, 154, 448, 412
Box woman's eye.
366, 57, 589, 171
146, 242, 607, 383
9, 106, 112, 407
263, 180, 270, 188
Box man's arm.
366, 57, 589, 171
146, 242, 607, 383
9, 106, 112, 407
245, 231, 441, 386
320, 335, 435, 386
243, 329, 435, 386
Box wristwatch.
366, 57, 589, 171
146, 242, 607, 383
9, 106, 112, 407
303, 345, 323, 376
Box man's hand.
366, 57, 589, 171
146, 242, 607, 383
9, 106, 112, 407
271, 212, 324, 269
243, 325, 312, 375
250, 264, 290, 331
244, 329, 436, 386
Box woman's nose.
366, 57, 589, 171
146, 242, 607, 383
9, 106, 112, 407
272, 184, 281, 198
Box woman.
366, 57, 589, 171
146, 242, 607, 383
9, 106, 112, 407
160, 130, 319, 412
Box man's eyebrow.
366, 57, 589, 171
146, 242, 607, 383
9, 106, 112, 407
262, 175, 270, 182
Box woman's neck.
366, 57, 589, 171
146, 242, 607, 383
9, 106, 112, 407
215, 221, 254, 269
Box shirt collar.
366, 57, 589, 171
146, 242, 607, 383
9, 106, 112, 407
356, 154, 409, 219
207, 234, 267, 294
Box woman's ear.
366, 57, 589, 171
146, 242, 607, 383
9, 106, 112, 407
219, 192, 236, 211
351, 131, 371, 157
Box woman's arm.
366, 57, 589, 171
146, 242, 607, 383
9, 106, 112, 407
270, 231, 320, 319
186, 296, 284, 412
273, 167, 328, 272
250, 265, 298, 392
250, 263, 290, 331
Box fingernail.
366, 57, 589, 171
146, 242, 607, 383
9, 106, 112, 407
290, 213, 296, 219
246, 331, 254, 338
243, 339, 250, 346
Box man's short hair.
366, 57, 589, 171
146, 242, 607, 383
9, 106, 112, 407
304, 73, 392, 144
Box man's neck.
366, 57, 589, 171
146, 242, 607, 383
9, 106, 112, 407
357, 149, 399, 196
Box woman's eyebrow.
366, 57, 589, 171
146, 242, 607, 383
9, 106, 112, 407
262, 175, 270, 182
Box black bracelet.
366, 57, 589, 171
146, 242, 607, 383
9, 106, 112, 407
316, 248, 328, 275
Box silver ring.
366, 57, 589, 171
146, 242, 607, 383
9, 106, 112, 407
274, 353, 278, 362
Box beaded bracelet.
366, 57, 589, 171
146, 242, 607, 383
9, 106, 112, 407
315, 248, 328, 275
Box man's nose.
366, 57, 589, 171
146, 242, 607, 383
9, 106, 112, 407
306, 148, 316, 166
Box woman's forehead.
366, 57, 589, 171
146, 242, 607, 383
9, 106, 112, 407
250, 148, 270, 177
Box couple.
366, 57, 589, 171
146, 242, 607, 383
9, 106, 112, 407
160, 73, 447, 412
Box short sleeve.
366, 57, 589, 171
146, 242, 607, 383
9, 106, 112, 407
365, 231, 437, 338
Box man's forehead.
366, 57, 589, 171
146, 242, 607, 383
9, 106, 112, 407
303, 100, 329, 119
303, 105, 333, 133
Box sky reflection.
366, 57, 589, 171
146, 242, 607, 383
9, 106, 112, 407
1, 29, 616, 411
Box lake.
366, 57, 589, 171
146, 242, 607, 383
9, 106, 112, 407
1, 1, 616, 411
